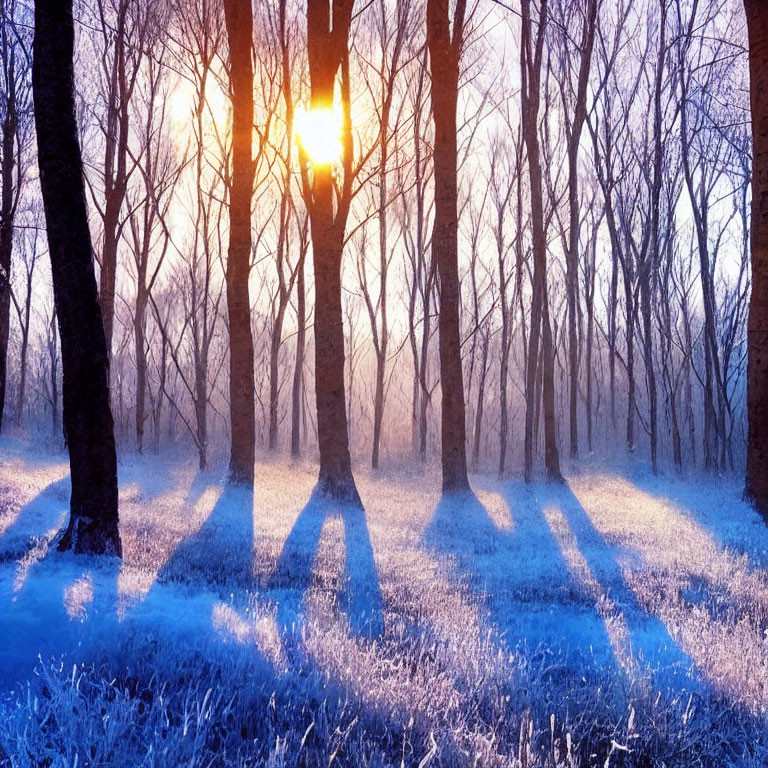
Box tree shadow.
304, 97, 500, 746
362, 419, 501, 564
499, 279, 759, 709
0, 495, 120, 691
626, 472, 768, 568
0, 476, 70, 561
150, 483, 255, 593
532, 482, 693, 687
268, 489, 384, 639
421, 483, 695, 686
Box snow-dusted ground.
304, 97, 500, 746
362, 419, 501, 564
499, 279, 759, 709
1, 439, 768, 766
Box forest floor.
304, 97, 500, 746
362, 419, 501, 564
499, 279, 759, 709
1, 439, 768, 766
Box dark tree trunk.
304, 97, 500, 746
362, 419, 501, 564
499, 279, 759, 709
744, 0, 768, 519
223, 0, 256, 486
427, 0, 470, 495
33, 0, 120, 556
0, 19, 17, 434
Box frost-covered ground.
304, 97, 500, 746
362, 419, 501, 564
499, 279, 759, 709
1, 439, 768, 766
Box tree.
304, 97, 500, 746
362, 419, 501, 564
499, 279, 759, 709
88, 0, 145, 359
125, 25, 179, 454
521, 0, 562, 483
223, 0, 256, 485
744, 0, 768, 520
0, 0, 31, 433
427, 0, 471, 494
553, 0, 597, 459
33, 0, 121, 556
299, 0, 361, 504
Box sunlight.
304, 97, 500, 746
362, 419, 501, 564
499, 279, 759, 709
63, 572, 94, 619
294, 105, 343, 166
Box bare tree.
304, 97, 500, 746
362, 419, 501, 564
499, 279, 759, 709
521, 0, 562, 483
0, 0, 31, 432
33, 0, 120, 555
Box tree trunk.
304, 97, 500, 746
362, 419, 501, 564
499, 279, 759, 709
0, 25, 17, 434
134, 285, 147, 452
15, 270, 33, 427
745, 0, 768, 518
302, 0, 360, 504
223, 0, 256, 486
521, 0, 562, 483
563, 0, 597, 460
427, 0, 470, 495
291, 244, 306, 458
471, 330, 489, 470
33, 0, 121, 556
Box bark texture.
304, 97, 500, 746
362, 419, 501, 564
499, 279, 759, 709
426, 0, 471, 494
745, 0, 768, 519
302, 0, 360, 504
33, 0, 121, 555
224, 0, 256, 485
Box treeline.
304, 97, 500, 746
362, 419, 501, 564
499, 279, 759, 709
0, 0, 755, 505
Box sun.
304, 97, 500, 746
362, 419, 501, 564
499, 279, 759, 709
294, 106, 343, 166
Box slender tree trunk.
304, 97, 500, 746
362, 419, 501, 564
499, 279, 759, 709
0, 29, 17, 434
521, 0, 562, 483
33, 0, 120, 556
370, 159, 389, 470
471, 330, 489, 470
639, 267, 658, 471
427, 0, 470, 494
681, 291, 696, 465
154, 330, 166, 454
564, 0, 597, 460
97, 1, 133, 359
291, 247, 306, 458
134, 285, 147, 452
585, 237, 596, 453
195, 357, 208, 471
223, 0, 256, 485
15, 272, 32, 427
624, 270, 636, 451
745, 0, 768, 518
268, 304, 286, 450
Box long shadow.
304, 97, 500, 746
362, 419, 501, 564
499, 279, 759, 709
536, 482, 693, 687
0, 475, 120, 690
422, 487, 619, 672
628, 472, 768, 568
0, 476, 70, 561
151, 483, 255, 593
268, 490, 384, 639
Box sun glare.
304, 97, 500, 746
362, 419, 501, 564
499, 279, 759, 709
294, 106, 343, 166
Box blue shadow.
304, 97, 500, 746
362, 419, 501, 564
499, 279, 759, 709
152, 482, 255, 593
0, 476, 70, 561
268, 490, 384, 639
